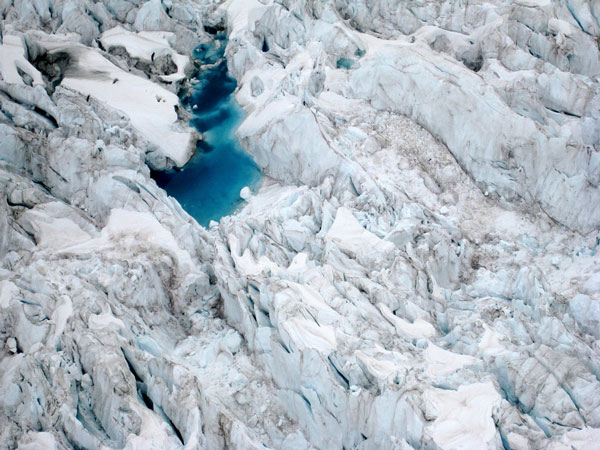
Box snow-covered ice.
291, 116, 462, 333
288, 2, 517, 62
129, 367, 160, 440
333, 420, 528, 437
0, 0, 599, 449
100, 26, 190, 83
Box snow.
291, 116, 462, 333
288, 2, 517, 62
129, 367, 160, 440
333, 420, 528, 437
228, 233, 280, 277
379, 303, 436, 339
514, 0, 551, 7
39, 42, 193, 166
478, 326, 508, 357
552, 428, 600, 450
326, 207, 395, 266
50, 295, 73, 341
35, 218, 93, 250
424, 344, 477, 377
237, 97, 295, 134
424, 382, 502, 450
17, 432, 58, 450
548, 18, 574, 36
2, 0, 600, 448
0, 280, 19, 309
88, 305, 126, 332
225, 0, 270, 39
100, 26, 190, 83
64, 209, 195, 274
124, 401, 181, 450
356, 350, 400, 380
0, 35, 44, 86
22, 206, 196, 277
284, 317, 337, 354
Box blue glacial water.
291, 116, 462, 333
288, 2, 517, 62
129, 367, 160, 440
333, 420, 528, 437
152, 39, 261, 227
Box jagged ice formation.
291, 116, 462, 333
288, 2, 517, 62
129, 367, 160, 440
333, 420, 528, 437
0, 0, 599, 449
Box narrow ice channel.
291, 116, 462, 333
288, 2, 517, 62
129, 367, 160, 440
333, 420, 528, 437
152, 38, 261, 227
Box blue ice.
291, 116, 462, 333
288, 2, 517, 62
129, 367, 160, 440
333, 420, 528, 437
152, 39, 261, 227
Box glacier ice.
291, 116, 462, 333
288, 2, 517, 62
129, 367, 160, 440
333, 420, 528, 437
0, 0, 599, 449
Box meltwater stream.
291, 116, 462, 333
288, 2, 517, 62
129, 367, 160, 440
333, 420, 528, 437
152, 39, 261, 227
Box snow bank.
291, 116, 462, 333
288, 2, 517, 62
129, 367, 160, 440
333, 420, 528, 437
63, 47, 193, 165
63, 208, 195, 274
33, 38, 194, 166
100, 26, 189, 83
0, 35, 44, 86
326, 207, 395, 266
424, 382, 502, 449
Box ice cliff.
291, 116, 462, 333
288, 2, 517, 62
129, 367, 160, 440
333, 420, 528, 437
0, 0, 599, 449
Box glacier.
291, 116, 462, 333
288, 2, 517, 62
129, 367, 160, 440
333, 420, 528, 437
0, 0, 599, 449
152, 37, 262, 227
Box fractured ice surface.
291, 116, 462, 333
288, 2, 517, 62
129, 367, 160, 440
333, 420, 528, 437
0, 0, 599, 449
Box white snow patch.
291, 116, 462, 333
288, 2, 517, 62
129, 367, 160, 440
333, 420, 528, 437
478, 325, 508, 356
35, 218, 93, 250
424, 382, 502, 450
514, 0, 551, 7
281, 281, 339, 325
326, 207, 395, 265
548, 18, 574, 36
51, 296, 73, 341
225, 0, 270, 39
0, 35, 44, 86
550, 427, 600, 450
17, 432, 58, 450
356, 350, 399, 380
284, 317, 337, 354
63, 209, 195, 274
424, 344, 477, 377
100, 26, 189, 83
88, 304, 126, 332
0, 280, 20, 309
379, 303, 436, 339
228, 234, 280, 277
124, 401, 180, 450
38, 42, 193, 166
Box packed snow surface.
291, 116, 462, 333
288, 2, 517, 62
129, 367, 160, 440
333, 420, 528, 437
100, 26, 190, 83
0, 35, 44, 86
58, 46, 193, 166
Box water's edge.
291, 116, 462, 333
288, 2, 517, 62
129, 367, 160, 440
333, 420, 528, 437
151, 38, 261, 227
